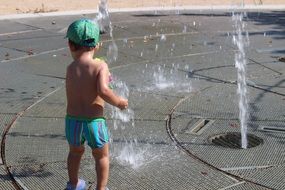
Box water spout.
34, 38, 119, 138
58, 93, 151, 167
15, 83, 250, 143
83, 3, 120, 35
95, 0, 118, 64
232, 11, 250, 149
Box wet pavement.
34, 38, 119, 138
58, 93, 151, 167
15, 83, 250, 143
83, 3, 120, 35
0, 8, 285, 190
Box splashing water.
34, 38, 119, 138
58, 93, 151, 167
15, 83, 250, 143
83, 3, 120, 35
232, 12, 250, 149
95, 0, 118, 63
145, 64, 192, 93
116, 139, 146, 169
109, 78, 153, 169
95, 1, 145, 167
110, 79, 134, 130
115, 139, 164, 170
96, 0, 109, 33
153, 66, 175, 90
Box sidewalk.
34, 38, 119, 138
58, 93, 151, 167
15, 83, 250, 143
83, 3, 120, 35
1, 0, 285, 16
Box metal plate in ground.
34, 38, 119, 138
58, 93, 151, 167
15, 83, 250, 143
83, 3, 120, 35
124, 90, 181, 121
228, 165, 285, 190
0, 113, 17, 132
0, 165, 15, 190
170, 114, 285, 190
99, 145, 238, 190
0, 113, 17, 161
224, 181, 268, 190
171, 116, 285, 167
23, 87, 66, 118
109, 120, 172, 149
5, 116, 67, 166
9, 144, 237, 190
175, 83, 285, 121
246, 75, 285, 95
176, 84, 239, 119
0, 60, 64, 115
7, 115, 239, 190
111, 62, 192, 97
9, 161, 89, 190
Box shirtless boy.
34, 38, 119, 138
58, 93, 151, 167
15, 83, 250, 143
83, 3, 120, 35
65, 19, 128, 190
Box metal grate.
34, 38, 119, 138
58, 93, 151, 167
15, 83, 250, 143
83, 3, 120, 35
209, 132, 263, 149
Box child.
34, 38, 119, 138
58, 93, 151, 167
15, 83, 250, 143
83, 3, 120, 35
65, 19, 128, 190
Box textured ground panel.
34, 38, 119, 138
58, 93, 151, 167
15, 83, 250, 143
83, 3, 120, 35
9, 146, 238, 190
227, 165, 285, 190
225, 182, 269, 190
0, 165, 15, 190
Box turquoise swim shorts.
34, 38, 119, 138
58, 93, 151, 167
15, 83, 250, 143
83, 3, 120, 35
65, 115, 109, 149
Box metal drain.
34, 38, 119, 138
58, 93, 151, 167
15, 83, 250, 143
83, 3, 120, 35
209, 132, 263, 149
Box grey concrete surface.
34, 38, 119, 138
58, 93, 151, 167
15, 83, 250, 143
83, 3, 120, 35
0, 8, 284, 190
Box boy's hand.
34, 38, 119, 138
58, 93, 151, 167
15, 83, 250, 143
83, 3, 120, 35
118, 98, 128, 110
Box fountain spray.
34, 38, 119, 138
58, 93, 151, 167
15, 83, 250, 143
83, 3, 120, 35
95, 0, 118, 64
232, 10, 250, 149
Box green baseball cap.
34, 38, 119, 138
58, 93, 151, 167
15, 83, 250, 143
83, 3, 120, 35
66, 19, 100, 47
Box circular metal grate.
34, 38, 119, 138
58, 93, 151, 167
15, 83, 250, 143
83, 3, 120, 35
209, 132, 263, 149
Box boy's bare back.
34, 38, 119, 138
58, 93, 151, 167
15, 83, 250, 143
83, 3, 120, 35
66, 58, 106, 118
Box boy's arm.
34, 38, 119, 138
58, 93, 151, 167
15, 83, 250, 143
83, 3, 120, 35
97, 63, 128, 109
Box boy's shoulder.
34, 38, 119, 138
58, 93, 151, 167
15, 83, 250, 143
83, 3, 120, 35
92, 58, 108, 69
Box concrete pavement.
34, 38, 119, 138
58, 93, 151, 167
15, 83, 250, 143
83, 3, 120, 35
0, 7, 285, 190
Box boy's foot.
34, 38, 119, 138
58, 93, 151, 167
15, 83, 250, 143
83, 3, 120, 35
66, 179, 86, 190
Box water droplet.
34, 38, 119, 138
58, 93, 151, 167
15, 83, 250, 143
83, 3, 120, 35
160, 34, 166, 41
182, 25, 187, 33
155, 44, 158, 52
107, 42, 118, 63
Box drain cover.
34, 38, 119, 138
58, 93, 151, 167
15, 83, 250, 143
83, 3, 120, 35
209, 132, 263, 149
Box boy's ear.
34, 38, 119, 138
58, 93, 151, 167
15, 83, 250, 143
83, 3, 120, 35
68, 41, 76, 52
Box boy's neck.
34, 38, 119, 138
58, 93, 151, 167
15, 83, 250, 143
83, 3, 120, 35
71, 50, 95, 62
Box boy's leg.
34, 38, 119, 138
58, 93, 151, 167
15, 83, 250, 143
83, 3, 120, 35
92, 144, 109, 190
67, 145, 85, 186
